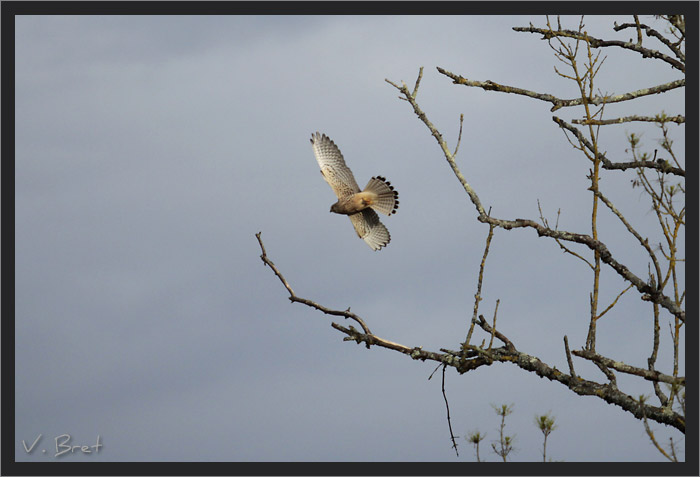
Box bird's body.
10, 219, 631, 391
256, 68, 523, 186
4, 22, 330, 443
310, 132, 399, 250
329, 177, 398, 216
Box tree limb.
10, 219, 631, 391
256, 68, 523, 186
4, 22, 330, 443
613, 21, 685, 63
436, 67, 684, 112
255, 232, 372, 336
256, 232, 684, 432
384, 72, 685, 324
553, 116, 685, 177
572, 114, 685, 126
572, 349, 685, 386
512, 25, 685, 72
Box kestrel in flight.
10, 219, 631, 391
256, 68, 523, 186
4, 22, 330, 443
310, 132, 399, 251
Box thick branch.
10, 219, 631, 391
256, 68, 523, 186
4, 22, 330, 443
500, 346, 685, 432
256, 231, 684, 432
334, 320, 685, 433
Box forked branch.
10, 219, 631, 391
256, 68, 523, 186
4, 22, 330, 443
255, 232, 684, 432
436, 67, 684, 112
384, 71, 684, 323
512, 24, 685, 72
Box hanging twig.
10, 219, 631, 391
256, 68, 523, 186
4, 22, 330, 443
441, 365, 459, 457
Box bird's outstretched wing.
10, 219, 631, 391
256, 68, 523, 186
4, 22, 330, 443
349, 209, 391, 251
310, 132, 360, 199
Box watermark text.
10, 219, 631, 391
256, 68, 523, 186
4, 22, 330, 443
21, 434, 102, 457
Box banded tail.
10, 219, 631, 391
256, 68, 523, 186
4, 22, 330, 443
363, 176, 399, 216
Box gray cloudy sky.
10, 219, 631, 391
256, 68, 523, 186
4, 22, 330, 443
14, 14, 685, 463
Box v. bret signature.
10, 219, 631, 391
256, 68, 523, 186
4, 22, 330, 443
22, 434, 102, 457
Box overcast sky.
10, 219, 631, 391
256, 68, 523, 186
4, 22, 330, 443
14, 13, 686, 464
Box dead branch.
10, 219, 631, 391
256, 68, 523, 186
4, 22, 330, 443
441, 365, 459, 456
613, 21, 685, 63
256, 232, 684, 432
572, 349, 685, 386
384, 73, 684, 324
553, 116, 685, 177
512, 25, 685, 72
466, 223, 496, 347
563, 336, 577, 378
255, 232, 372, 335
572, 114, 684, 126
436, 67, 684, 112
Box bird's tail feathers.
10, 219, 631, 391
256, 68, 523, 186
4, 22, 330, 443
363, 176, 399, 216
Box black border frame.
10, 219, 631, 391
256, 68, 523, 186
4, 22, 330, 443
2, 2, 697, 475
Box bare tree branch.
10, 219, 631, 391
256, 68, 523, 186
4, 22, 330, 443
488, 300, 500, 350
261, 17, 686, 458
563, 335, 577, 378
640, 395, 681, 462
512, 24, 685, 72
436, 66, 684, 112
572, 349, 685, 386
553, 116, 685, 177
256, 232, 684, 432
255, 232, 372, 336
384, 73, 487, 218
613, 21, 685, 63
441, 365, 459, 457
572, 114, 685, 126
591, 188, 663, 284
466, 223, 496, 347
335, 316, 685, 432
385, 73, 685, 323
477, 216, 684, 323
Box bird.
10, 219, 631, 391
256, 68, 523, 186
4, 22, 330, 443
310, 132, 399, 251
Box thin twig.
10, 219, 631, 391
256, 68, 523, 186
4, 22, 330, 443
539, 200, 594, 269
442, 365, 459, 457
385, 73, 487, 217
488, 300, 500, 350
428, 363, 442, 380
591, 188, 663, 286
563, 336, 577, 378
466, 223, 496, 347
640, 397, 677, 461
453, 113, 465, 157
476, 315, 515, 352
595, 284, 634, 320
411, 66, 424, 99
255, 232, 372, 335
